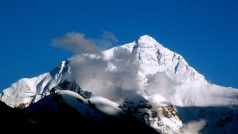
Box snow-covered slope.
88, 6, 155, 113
1, 35, 238, 133
37, 80, 184, 133
103, 35, 238, 106
0, 61, 70, 107
104, 35, 206, 84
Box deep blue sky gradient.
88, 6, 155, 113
0, 0, 238, 90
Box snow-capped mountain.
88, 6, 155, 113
1, 35, 238, 133
104, 35, 205, 83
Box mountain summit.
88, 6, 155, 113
1, 35, 238, 133
136, 35, 159, 47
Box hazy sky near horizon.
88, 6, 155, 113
0, 0, 238, 90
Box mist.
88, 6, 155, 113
182, 120, 207, 134
145, 72, 177, 102
174, 83, 238, 106
66, 46, 143, 102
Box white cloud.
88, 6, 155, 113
182, 119, 207, 134
146, 72, 177, 100
52, 31, 118, 55
67, 47, 142, 102
52, 32, 101, 55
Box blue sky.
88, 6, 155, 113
0, 0, 238, 90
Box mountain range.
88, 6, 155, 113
0, 35, 238, 133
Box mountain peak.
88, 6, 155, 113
1, 34, 238, 133
136, 35, 160, 48
137, 35, 156, 42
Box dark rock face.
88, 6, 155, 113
51, 81, 92, 99
0, 101, 33, 130
0, 95, 159, 134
